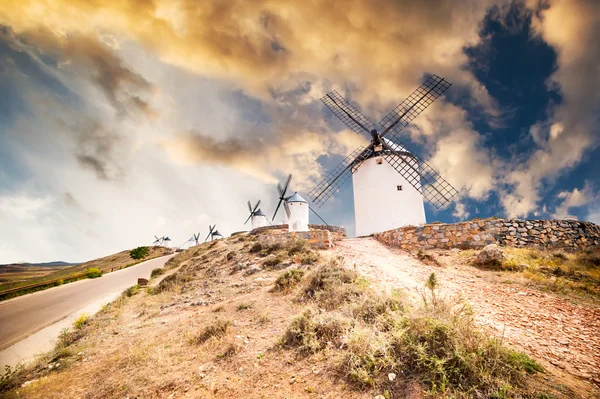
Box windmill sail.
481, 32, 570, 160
321, 91, 376, 135
309, 74, 457, 209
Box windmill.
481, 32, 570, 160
245, 200, 269, 230
205, 225, 223, 242
272, 174, 329, 231
163, 236, 172, 248
153, 235, 170, 246
308, 74, 458, 237
191, 233, 201, 246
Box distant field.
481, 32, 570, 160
0, 247, 172, 297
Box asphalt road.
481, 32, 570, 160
0, 254, 175, 350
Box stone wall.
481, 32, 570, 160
374, 218, 600, 252
257, 230, 339, 249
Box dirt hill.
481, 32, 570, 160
2, 232, 598, 398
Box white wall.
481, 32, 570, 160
251, 215, 268, 229
352, 155, 426, 236
288, 202, 309, 232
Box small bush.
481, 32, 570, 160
192, 319, 232, 344
300, 250, 320, 265
86, 268, 102, 279
249, 243, 262, 253
302, 260, 366, 309
281, 310, 351, 355
273, 269, 305, 292
56, 279, 64, 286
73, 313, 90, 330
150, 272, 193, 294
150, 268, 165, 278
287, 240, 307, 256
129, 246, 150, 260
123, 285, 139, 297
263, 254, 285, 268
226, 251, 235, 261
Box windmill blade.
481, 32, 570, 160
205, 225, 214, 242
307, 145, 372, 207
277, 183, 284, 197
247, 200, 252, 213
282, 174, 292, 197
283, 201, 291, 218
321, 90, 376, 135
379, 74, 451, 139
309, 206, 329, 226
272, 197, 284, 220
380, 137, 458, 208
244, 214, 253, 225
252, 199, 261, 213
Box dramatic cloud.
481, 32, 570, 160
552, 183, 595, 219
502, 0, 600, 217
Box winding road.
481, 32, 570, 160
0, 254, 174, 351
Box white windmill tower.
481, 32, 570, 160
286, 192, 309, 232
308, 74, 458, 237
272, 174, 328, 233
244, 200, 269, 230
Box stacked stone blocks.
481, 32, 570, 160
374, 219, 600, 252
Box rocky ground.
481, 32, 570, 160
333, 238, 600, 398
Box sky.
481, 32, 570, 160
0, 0, 599, 263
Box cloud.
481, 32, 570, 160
452, 202, 470, 220
1, 26, 155, 118
552, 183, 595, 219
500, 0, 600, 217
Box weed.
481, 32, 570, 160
216, 343, 239, 359
150, 268, 165, 278
237, 303, 252, 311
213, 305, 225, 313
273, 269, 305, 292
257, 353, 264, 359
0, 364, 25, 392
123, 285, 139, 297
226, 251, 235, 261
73, 313, 90, 330
192, 319, 232, 344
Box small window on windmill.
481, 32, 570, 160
397, 185, 403, 191
376, 157, 383, 165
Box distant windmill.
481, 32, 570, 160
192, 233, 201, 246
272, 174, 329, 231
153, 235, 169, 246
245, 200, 269, 230
163, 236, 172, 248
205, 225, 223, 242
308, 74, 458, 237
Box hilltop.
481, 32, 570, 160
1, 229, 598, 398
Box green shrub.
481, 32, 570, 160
86, 268, 102, 279
263, 254, 284, 268
287, 240, 307, 256
150, 268, 165, 278
129, 246, 150, 260
273, 269, 305, 292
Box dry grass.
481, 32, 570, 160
1, 234, 568, 399
272, 269, 305, 292
459, 247, 600, 298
